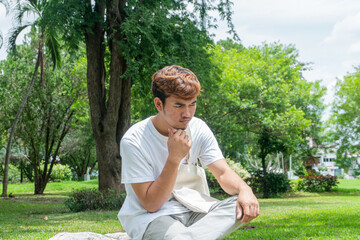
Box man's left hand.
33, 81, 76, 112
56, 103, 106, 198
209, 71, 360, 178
236, 188, 260, 223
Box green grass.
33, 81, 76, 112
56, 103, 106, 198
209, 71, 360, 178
1, 179, 359, 239
227, 192, 360, 239
334, 179, 360, 192
4, 178, 99, 195
226, 179, 360, 239
0, 179, 122, 240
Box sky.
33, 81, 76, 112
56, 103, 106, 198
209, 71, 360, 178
211, 0, 360, 120
1, 0, 360, 120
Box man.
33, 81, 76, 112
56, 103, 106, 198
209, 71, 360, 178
118, 65, 259, 240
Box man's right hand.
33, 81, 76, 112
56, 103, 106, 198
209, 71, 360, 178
167, 128, 192, 164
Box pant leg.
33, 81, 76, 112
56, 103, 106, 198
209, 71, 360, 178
143, 196, 243, 240
173, 196, 244, 240
142, 214, 187, 240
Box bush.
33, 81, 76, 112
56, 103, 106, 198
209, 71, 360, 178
65, 189, 126, 212
294, 165, 306, 177
50, 164, 72, 181
246, 170, 291, 197
353, 168, 360, 177
206, 158, 250, 194
0, 164, 21, 183
295, 171, 338, 192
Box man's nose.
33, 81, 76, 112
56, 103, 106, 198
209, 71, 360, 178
182, 107, 191, 117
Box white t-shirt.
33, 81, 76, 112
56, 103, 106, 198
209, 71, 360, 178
117, 117, 224, 240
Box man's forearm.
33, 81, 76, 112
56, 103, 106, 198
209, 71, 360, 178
218, 169, 252, 195
208, 159, 252, 195
134, 159, 180, 212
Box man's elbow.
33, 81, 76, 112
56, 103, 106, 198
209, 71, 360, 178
142, 202, 162, 213
143, 204, 161, 213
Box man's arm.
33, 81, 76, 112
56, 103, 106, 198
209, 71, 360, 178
132, 129, 191, 213
207, 159, 260, 223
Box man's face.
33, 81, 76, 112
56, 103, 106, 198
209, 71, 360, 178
157, 95, 197, 130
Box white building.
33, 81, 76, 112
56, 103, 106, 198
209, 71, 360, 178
308, 139, 360, 178
312, 151, 344, 177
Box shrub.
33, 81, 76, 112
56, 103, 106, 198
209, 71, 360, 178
353, 168, 360, 177
65, 189, 126, 212
246, 170, 291, 197
206, 158, 250, 194
50, 164, 72, 181
0, 164, 21, 183
318, 166, 328, 172
295, 171, 338, 192
294, 165, 306, 177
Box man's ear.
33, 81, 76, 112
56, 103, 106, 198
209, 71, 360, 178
154, 97, 163, 112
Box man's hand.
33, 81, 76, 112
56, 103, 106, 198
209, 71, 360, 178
167, 128, 192, 164
207, 159, 260, 223
236, 187, 260, 223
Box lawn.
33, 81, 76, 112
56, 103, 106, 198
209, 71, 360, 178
1, 179, 359, 240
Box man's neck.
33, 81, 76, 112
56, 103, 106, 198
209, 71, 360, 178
151, 115, 169, 137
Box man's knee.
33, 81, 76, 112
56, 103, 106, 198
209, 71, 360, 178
143, 215, 186, 240
210, 195, 237, 212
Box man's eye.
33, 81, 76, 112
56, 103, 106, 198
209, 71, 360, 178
175, 105, 182, 108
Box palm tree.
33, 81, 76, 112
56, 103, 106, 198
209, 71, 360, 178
1, 0, 61, 197
0, 0, 10, 49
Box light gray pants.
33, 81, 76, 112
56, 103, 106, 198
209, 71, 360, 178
142, 196, 244, 240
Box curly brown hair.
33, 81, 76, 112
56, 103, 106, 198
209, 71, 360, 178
151, 65, 201, 104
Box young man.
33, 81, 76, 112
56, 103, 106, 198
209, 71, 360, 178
118, 65, 259, 240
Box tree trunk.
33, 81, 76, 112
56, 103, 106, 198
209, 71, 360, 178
1, 46, 41, 197
284, 156, 288, 177
33, 107, 73, 195
261, 152, 270, 198
85, 0, 129, 193
20, 158, 23, 183
34, 178, 46, 194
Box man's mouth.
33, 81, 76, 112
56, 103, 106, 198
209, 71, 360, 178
180, 119, 191, 123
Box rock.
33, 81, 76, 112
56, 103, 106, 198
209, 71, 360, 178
104, 233, 131, 239
49, 232, 131, 240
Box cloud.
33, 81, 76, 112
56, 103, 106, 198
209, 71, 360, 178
235, 25, 279, 46
324, 11, 360, 43
348, 41, 360, 54
233, 0, 360, 26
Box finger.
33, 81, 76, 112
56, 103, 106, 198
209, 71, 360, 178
168, 128, 173, 138
241, 205, 250, 223
178, 129, 186, 137
236, 201, 243, 220
174, 129, 183, 137
252, 199, 260, 217
187, 139, 193, 148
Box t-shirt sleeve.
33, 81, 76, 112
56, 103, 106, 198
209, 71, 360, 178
197, 121, 224, 167
120, 137, 155, 184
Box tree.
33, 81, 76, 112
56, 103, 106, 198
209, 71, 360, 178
203, 42, 325, 197
0, 42, 33, 183
0, 0, 10, 49
60, 105, 97, 180
1, 0, 62, 197
328, 66, 360, 170
0, 35, 86, 194
49, 0, 237, 193
60, 127, 97, 180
